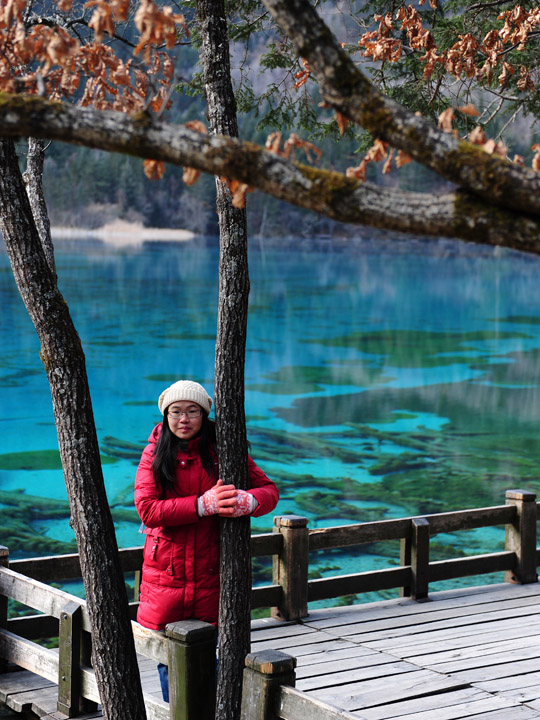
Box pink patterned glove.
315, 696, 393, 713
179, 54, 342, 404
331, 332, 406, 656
231, 490, 258, 517
198, 487, 219, 516
198, 480, 238, 517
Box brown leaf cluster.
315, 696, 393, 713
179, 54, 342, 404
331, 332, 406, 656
357, 3, 540, 90
346, 139, 411, 181
182, 121, 207, 187
294, 58, 311, 89
266, 131, 322, 164
0, 0, 186, 111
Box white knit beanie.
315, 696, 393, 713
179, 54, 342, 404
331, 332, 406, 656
158, 380, 213, 415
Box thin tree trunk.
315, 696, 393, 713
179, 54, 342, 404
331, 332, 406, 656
22, 137, 56, 277
196, 1, 251, 718
0, 138, 146, 720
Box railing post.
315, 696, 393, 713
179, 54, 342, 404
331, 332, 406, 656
240, 650, 296, 720
399, 535, 411, 598
166, 619, 216, 720
57, 601, 82, 717
0, 545, 8, 630
505, 489, 538, 584
410, 518, 430, 601
0, 546, 8, 674
271, 515, 309, 621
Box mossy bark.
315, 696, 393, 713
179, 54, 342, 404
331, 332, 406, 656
0, 94, 538, 251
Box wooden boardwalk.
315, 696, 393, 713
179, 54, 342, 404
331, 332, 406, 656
2, 581, 540, 719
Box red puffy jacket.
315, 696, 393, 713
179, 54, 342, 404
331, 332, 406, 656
135, 424, 279, 631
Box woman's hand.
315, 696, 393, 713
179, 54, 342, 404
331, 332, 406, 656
198, 480, 258, 517
198, 479, 237, 516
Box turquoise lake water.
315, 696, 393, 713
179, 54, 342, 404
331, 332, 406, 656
2, 235, 540, 601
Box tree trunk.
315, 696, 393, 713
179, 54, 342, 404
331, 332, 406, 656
196, 1, 251, 718
22, 137, 56, 277
0, 138, 146, 720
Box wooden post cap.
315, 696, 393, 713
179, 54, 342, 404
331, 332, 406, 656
0, 546, 8, 558
165, 619, 216, 643
273, 515, 308, 528
245, 650, 296, 675
506, 489, 537, 502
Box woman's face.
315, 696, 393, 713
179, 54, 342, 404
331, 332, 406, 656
167, 401, 204, 440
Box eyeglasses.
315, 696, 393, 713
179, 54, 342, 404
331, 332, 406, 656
169, 409, 202, 419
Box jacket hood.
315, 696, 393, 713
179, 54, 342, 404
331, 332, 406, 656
148, 423, 163, 445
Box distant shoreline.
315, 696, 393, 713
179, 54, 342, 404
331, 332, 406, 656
51, 220, 195, 247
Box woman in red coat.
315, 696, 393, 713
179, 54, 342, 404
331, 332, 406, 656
135, 379, 279, 701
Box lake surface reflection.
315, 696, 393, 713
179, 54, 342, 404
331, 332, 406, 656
2, 235, 540, 602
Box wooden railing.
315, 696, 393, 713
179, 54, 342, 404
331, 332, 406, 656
0, 546, 215, 719
0, 488, 539, 719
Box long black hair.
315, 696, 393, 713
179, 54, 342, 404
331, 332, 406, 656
152, 408, 218, 496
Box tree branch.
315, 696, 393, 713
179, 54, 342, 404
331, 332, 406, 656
259, 0, 540, 218
0, 94, 539, 251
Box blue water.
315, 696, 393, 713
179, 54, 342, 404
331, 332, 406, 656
3, 235, 540, 595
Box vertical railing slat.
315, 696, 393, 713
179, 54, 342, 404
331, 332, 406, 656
57, 600, 82, 717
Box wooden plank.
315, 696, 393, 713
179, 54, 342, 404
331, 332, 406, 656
307, 506, 515, 553
304, 583, 540, 631
312, 593, 540, 639
277, 686, 359, 720
0, 669, 55, 703
0, 567, 91, 632
295, 649, 385, 678
308, 670, 467, 712
425, 505, 515, 534
455, 709, 540, 720
251, 584, 282, 609
416, 641, 540, 672
450, 657, 540, 682
371, 619, 540, 659
309, 518, 411, 551
428, 552, 515, 582
10, 547, 144, 581
251, 636, 357, 658
308, 566, 411, 602
29, 684, 63, 716
297, 661, 422, 692
0, 629, 58, 682
359, 687, 491, 720
475, 671, 540, 695
251, 532, 282, 557
385, 695, 522, 720
246, 623, 317, 643
131, 621, 168, 664
363, 613, 540, 651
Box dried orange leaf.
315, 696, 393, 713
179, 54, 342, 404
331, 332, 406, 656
457, 103, 479, 117
186, 120, 208, 134
438, 108, 455, 133
143, 159, 165, 180
335, 111, 349, 136
183, 167, 200, 186
395, 150, 411, 168
531, 145, 540, 171
382, 148, 394, 175
469, 126, 488, 145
